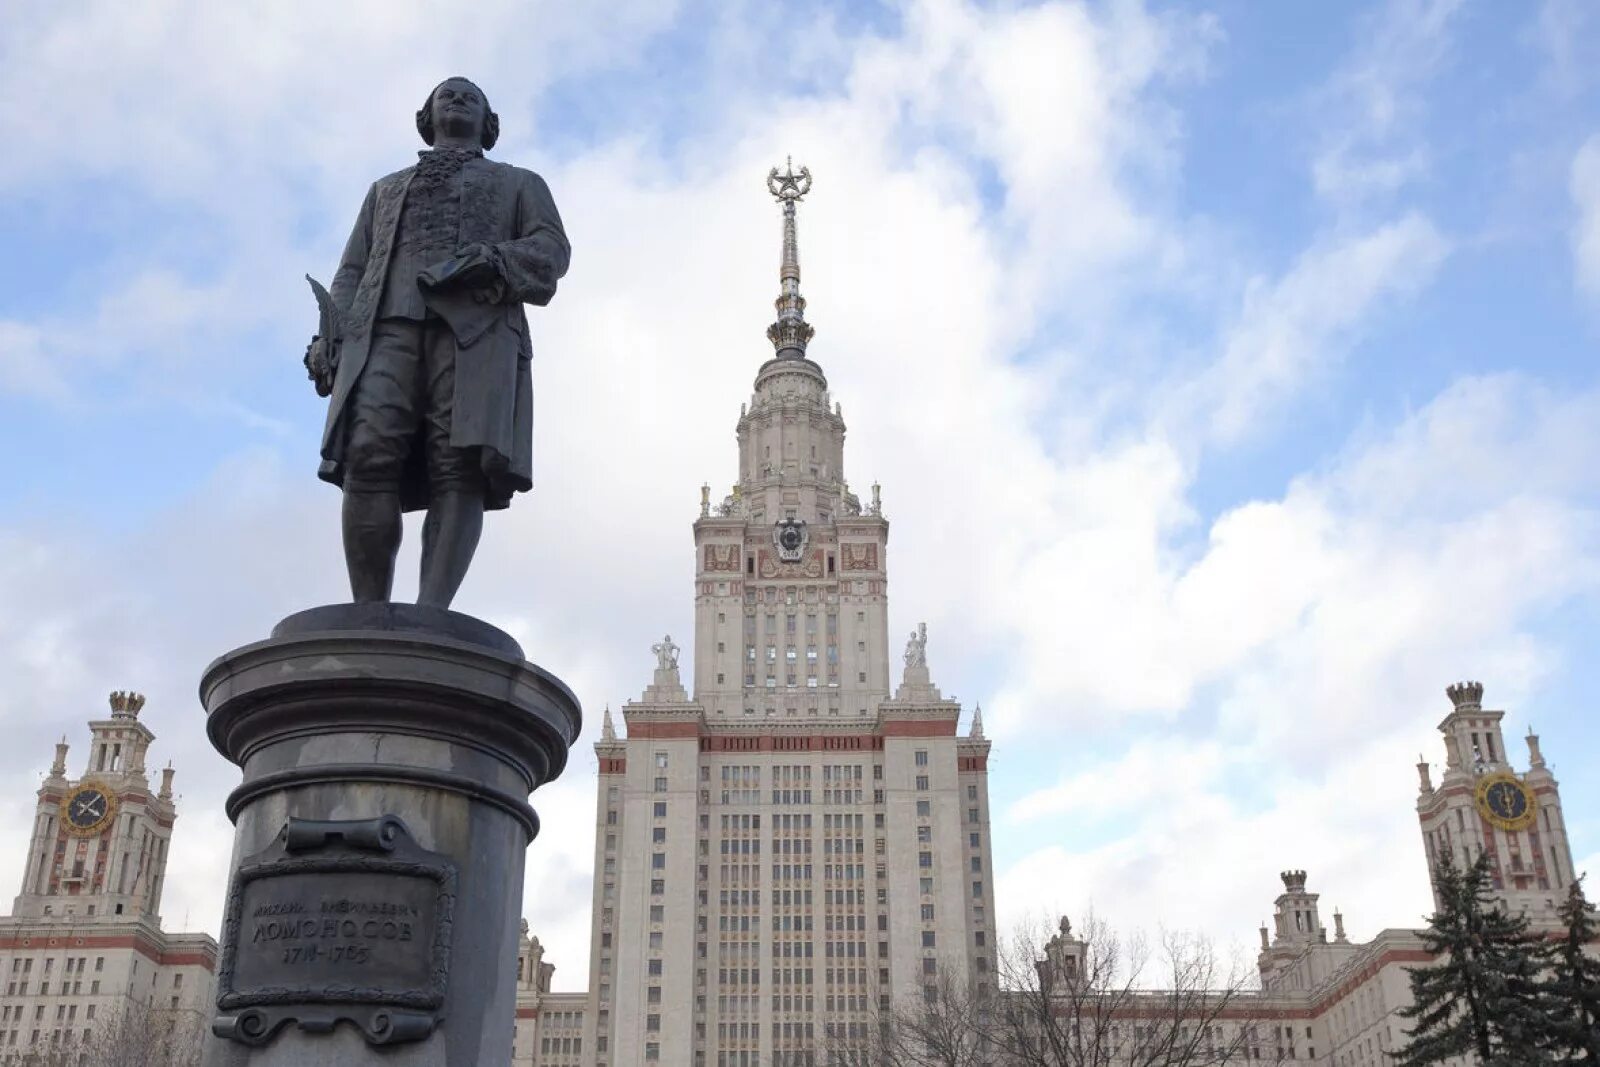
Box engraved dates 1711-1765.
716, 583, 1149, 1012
212, 816, 456, 1047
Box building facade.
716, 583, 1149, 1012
0, 691, 217, 1063
573, 163, 995, 1067
1030, 680, 1581, 1066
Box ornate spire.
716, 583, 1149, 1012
765, 158, 815, 359
970, 702, 985, 739
601, 704, 616, 742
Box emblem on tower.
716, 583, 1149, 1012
773, 517, 809, 562
766, 157, 812, 202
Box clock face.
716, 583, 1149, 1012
1476, 774, 1534, 831
61, 785, 116, 836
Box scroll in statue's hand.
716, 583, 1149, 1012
419, 244, 505, 303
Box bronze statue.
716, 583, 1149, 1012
305, 77, 570, 608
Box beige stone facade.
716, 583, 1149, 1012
559, 354, 998, 1065
511, 176, 999, 1066
0, 692, 217, 1063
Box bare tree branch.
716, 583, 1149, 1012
881, 913, 1292, 1067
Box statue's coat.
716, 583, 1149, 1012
320, 158, 570, 511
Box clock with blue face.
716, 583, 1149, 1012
1475, 773, 1534, 832
61, 782, 117, 836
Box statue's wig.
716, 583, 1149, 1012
416, 77, 500, 151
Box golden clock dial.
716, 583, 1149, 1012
60, 783, 118, 836
1475, 773, 1534, 832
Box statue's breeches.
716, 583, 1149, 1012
341, 318, 481, 496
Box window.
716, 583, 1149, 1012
654, 802, 667, 817
654, 777, 668, 792
915, 776, 929, 791
972, 881, 984, 898
919, 851, 932, 868
650, 905, 664, 922
914, 750, 928, 766
920, 904, 935, 921
969, 832, 980, 847
922, 931, 936, 948
916, 800, 931, 816
652, 853, 666, 869
653, 827, 667, 843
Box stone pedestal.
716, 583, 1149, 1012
199, 604, 580, 1067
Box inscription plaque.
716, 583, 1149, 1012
212, 815, 456, 1047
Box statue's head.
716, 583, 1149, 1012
416, 76, 500, 151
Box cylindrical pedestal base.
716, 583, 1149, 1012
199, 604, 579, 1066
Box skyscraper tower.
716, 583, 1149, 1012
579, 164, 996, 1067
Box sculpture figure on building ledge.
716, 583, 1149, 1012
653, 634, 680, 671
303, 76, 570, 609
904, 622, 927, 668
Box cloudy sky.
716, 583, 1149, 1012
3, 0, 1599, 989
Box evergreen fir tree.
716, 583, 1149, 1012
1542, 877, 1600, 1062
1396, 849, 1552, 1065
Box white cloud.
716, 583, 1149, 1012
0, 0, 1590, 999
1176, 213, 1449, 445
1308, 0, 1463, 209
1572, 135, 1600, 299
993, 373, 1600, 946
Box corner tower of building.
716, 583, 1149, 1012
1416, 681, 1576, 926
0, 691, 217, 1063
13, 691, 176, 922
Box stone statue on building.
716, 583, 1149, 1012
904, 622, 927, 668
304, 76, 571, 609
653, 634, 680, 671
